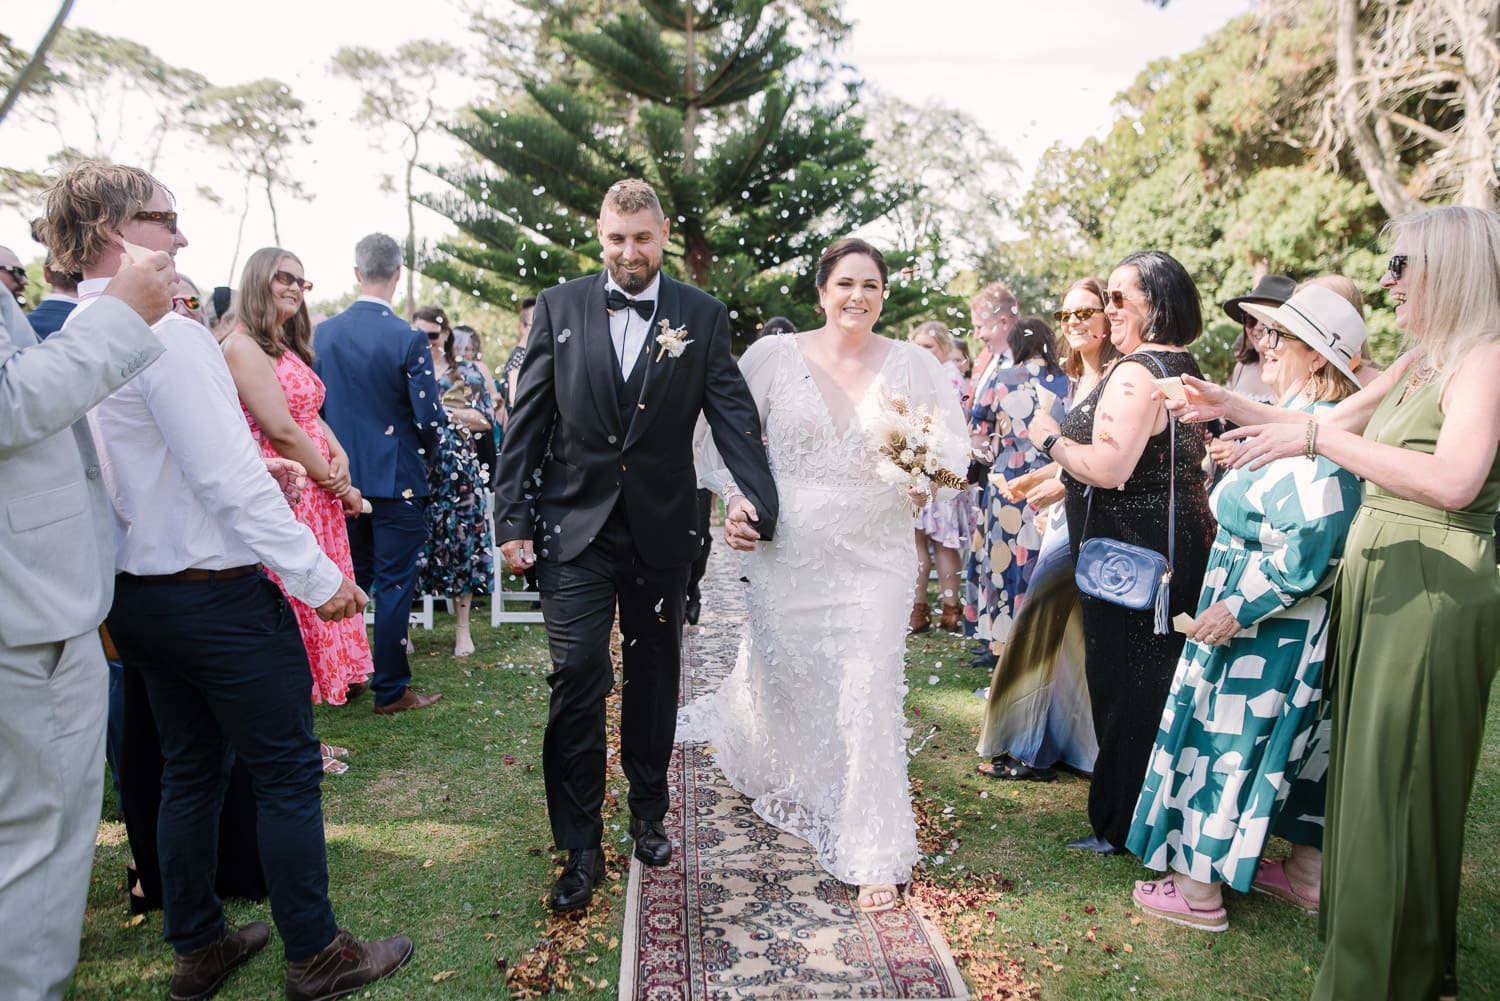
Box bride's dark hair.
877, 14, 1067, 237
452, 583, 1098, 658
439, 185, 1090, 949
815, 238, 888, 290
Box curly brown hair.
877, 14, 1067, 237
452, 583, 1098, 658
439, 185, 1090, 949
40, 161, 163, 274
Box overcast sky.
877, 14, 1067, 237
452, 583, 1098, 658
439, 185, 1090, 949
3, 0, 1251, 302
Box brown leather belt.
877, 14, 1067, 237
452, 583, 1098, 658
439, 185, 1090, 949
131, 564, 263, 583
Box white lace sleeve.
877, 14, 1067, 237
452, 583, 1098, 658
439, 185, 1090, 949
905, 344, 971, 502
696, 335, 782, 497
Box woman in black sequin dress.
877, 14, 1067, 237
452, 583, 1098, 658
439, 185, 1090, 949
1027, 251, 1215, 853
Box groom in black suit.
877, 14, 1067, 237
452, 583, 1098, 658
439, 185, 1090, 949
497, 179, 777, 912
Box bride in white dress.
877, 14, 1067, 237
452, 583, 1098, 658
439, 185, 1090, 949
680, 239, 968, 911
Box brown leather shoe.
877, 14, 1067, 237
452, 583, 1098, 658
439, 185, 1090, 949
908, 601, 931, 634
169, 921, 270, 1001
372, 687, 442, 716
938, 601, 962, 632
284, 928, 413, 1001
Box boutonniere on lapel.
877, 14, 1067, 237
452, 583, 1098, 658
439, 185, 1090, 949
654, 318, 693, 362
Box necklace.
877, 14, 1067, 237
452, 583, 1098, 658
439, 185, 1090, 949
1401, 356, 1435, 401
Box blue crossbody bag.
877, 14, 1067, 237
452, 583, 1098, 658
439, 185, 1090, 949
1074, 353, 1175, 634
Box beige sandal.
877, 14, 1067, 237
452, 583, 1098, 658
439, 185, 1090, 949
857, 884, 899, 913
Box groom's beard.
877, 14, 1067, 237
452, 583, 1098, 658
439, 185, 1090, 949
606, 258, 659, 296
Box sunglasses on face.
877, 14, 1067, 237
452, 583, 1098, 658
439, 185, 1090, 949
172, 295, 200, 311
272, 270, 313, 292
1264, 327, 1303, 350
1054, 307, 1102, 323
1386, 254, 1412, 281
424, 328, 443, 340
134, 210, 179, 234
1105, 290, 1132, 308
0, 265, 27, 284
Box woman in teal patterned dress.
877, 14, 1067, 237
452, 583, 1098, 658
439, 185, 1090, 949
1127, 284, 1368, 932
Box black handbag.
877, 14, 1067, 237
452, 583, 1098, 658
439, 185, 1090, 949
1074, 353, 1176, 634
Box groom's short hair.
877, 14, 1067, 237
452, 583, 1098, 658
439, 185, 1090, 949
602, 179, 662, 221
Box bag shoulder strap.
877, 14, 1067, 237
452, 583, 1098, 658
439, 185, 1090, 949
1080, 352, 1177, 567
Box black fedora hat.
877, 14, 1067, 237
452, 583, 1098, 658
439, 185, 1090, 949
1222, 274, 1296, 324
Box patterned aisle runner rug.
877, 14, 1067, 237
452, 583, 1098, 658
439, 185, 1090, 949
618, 549, 969, 1001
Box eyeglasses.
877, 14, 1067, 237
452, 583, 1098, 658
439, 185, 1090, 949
271, 270, 313, 292
1264, 327, 1303, 349
1053, 307, 1102, 323
172, 295, 200, 311
133, 210, 179, 234
0, 265, 26, 285
1386, 254, 1413, 281
1105, 290, 1132, 308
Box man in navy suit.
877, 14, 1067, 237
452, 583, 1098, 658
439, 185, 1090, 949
26, 258, 80, 340
315, 233, 445, 715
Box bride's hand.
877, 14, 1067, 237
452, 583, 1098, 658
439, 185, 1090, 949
724, 495, 761, 551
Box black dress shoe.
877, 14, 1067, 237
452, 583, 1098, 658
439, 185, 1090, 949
549, 848, 604, 912
684, 596, 702, 626
1066, 834, 1128, 855
628, 815, 672, 866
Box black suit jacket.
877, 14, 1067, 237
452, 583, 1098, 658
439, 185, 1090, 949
495, 271, 777, 569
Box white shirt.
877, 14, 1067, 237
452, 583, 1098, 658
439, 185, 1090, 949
605, 273, 659, 381
77, 279, 343, 607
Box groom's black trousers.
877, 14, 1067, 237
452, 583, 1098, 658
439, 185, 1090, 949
537, 502, 686, 850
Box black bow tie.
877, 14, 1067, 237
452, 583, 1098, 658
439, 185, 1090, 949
606, 289, 654, 320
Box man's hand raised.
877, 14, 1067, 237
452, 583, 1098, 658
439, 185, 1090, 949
105, 251, 176, 325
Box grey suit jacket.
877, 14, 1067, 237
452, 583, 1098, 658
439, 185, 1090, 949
0, 291, 163, 647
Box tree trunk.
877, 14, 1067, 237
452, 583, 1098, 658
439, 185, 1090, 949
1334, 0, 1419, 219
265, 171, 281, 246
683, 222, 711, 287
0, 0, 75, 127
405, 143, 419, 315
1443, 0, 1499, 211
227, 173, 253, 284
682, 0, 698, 176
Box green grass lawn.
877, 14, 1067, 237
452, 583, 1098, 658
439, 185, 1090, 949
70, 599, 1500, 1000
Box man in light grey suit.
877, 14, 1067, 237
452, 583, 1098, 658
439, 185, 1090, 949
0, 252, 175, 1001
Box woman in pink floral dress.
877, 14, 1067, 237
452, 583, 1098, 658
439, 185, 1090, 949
222, 248, 372, 772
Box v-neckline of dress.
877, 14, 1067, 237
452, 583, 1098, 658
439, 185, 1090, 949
791, 335, 896, 438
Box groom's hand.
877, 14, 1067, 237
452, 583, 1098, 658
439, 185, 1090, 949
724, 495, 761, 552
501, 539, 536, 572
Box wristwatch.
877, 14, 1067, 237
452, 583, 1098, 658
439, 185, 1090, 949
1041, 432, 1062, 456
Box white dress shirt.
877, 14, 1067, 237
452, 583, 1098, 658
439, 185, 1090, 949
77, 279, 343, 608
605, 274, 659, 381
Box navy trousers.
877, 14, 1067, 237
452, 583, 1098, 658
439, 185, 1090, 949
107, 573, 337, 961
346, 496, 428, 706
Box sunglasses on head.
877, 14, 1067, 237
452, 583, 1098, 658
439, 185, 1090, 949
172, 295, 200, 311
1054, 307, 1102, 323
0, 264, 27, 284
133, 210, 179, 234
272, 270, 313, 292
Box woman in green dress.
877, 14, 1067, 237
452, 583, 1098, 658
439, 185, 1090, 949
1126, 284, 1367, 932
1177, 205, 1500, 1001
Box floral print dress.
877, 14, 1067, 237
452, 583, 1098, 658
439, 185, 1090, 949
416, 358, 494, 596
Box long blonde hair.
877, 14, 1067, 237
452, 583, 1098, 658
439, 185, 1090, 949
1385, 205, 1500, 384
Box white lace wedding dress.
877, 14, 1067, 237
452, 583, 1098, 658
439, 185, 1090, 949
680, 333, 968, 886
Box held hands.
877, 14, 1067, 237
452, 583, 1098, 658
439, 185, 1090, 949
105, 251, 177, 325
1184, 600, 1241, 647
501, 539, 536, 573
316, 576, 368, 622
317, 453, 351, 498
724, 494, 762, 552
263, 457, 307, 507
337, 486, 364, 517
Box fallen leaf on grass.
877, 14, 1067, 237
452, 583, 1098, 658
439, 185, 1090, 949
422, 859, 435, 869
122, 914, 145, 928
432, 970, 458, 982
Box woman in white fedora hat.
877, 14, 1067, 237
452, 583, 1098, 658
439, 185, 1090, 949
1124, 282, 1368, 932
